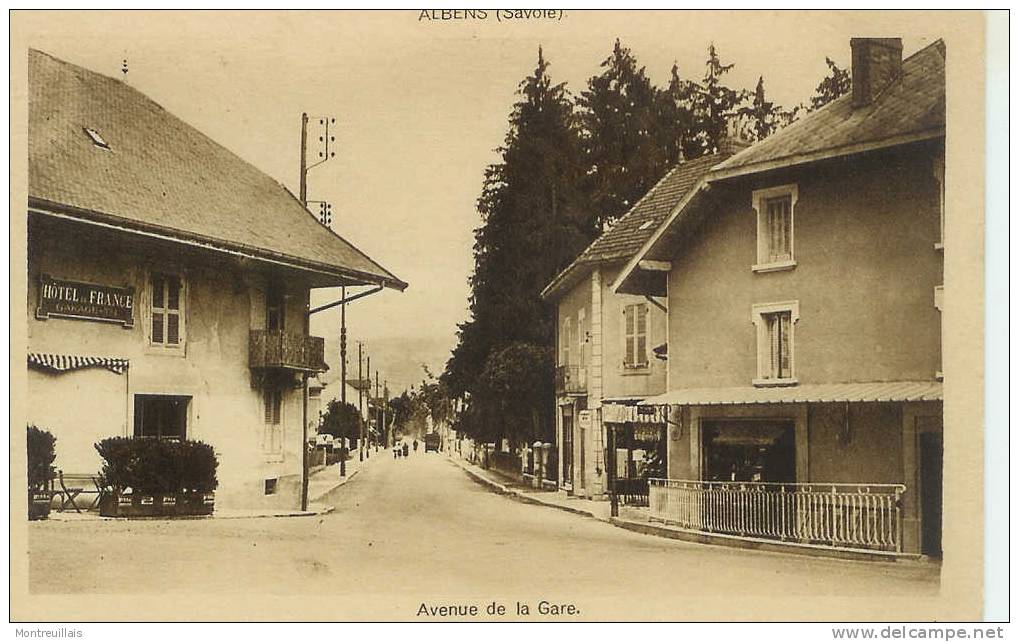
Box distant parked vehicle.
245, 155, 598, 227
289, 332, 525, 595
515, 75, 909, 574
423, 433, 440, 453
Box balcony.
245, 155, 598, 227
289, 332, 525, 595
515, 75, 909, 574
249, 330, 327, 372
555, 365, 587, 395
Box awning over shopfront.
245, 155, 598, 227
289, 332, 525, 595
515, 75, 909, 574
28, 352, 129, 375
639, 380, 943, 407
603, 400, 669, 424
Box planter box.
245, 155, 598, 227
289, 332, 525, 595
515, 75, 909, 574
99, 491, 215, 518
28, 491, 51, 521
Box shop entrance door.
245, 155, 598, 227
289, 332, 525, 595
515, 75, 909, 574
560, 407, 574, 490
919, 430, 943, 558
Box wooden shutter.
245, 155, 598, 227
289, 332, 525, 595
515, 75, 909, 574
624, 305, 635, 366
151, 275, 165, 344
766, 196, 792, 262
166, 276, 181, 344
636, 304, 647, 365
778, 312, 792, 378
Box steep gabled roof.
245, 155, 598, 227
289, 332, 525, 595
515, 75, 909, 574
614, 38, 946, 296
28, 49, 406, 290
541, 152, 728, 300
712, 39, 945, 179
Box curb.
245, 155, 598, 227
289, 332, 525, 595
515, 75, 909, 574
451, 457, 605, 522
309, 467, 361, 503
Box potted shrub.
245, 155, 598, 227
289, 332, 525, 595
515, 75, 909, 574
27, 425, 56, 520
95, 437, 218, 517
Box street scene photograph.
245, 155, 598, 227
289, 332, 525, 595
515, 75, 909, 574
9, 9, 996, 626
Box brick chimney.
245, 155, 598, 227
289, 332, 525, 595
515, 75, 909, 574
850, 37, 903, 107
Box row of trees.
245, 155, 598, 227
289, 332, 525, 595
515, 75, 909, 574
442, 40, 852, 448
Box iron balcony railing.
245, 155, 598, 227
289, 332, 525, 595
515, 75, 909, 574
554, 365, 587, 395
249, 330, 327, 372
648, 479, 906, 553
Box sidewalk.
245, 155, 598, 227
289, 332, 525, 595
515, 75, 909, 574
452, 455, 933, 564
46, 449, 388, 522
448, 455, 647, 523
307, 447, 383, 503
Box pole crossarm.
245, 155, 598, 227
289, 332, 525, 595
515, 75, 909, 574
309, 285, 384, 315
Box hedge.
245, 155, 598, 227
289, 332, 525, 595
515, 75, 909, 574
95, 437, 218, 497
27, 425, 56, 491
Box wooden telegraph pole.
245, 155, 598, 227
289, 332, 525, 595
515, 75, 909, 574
298, 112, 337, 512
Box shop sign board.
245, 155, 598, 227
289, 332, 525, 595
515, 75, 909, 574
577, 409, 592, 429
36, 275, 134, 327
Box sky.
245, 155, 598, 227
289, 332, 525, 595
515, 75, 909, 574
18, 10, 952, 393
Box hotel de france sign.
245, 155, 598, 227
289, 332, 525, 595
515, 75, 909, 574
36, 275, 135, 327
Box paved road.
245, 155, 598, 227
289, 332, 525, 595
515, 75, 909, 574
28, 452, 939, 619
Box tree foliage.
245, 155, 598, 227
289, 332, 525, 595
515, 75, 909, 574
444, 40, 824, 448
579, 39, 669, 231
693, 43, 748, 154
809, 57, 851, 111
319, 399, 363, 441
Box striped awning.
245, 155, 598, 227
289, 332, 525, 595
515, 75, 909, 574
639, 380, 943, 407
28, 353, 129, 375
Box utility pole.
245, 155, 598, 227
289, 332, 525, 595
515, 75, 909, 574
340, 286, 347, 405
383, 379, 389, 449
366, 355, 371, 446
375, 370, 381, 446
358, 342, 364, 461
298, 111, 336, 513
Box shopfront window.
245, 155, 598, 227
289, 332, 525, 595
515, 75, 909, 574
702, 420, 795, 483
134, 394, 190, 440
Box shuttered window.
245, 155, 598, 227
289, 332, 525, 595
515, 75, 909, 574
752, 301, 798, 386
763, 311, 792, 380
764, 196, 792, 263
561, 318, 572, 366
263, 387, 283, 456
151, 273, 183, 347
752, 185, 797, 271
623, 303, 648, 368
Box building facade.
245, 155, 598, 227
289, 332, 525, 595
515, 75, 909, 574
615, 38, 945, 556
26, 50, 405, 510
543, 154, 727, 501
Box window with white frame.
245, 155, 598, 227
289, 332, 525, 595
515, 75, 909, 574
751, 301, 799, 386
150, 273, 184, 348
752, 185, 798, 272
623, 303, 649, 369
560, 317, 572, 366
263, 386, 284, 457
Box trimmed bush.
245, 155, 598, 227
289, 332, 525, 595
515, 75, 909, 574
95, 437, 218, 497
27, 425, 56, 492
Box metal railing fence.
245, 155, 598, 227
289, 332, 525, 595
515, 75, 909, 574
648, 479, 905, 552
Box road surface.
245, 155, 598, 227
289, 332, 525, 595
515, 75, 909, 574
27, 452, 940, 619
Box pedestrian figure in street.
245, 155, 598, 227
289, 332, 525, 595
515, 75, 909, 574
402, 443, 409, 458
393, 446, 398, 459
413, 439, 419, 453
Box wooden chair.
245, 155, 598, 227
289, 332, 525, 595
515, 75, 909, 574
55, 471, 104, 513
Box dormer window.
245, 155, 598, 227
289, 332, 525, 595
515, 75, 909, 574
752, 185, 798, 273
83, 126, 110, 150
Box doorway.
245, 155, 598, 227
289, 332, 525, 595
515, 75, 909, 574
919, 429, 943, 558
560, 406, 574, 490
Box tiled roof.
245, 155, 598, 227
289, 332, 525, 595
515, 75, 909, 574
713, 40, 945, 177
28, 50, 406, 290
542, 152, 727, 299
641, 381, 943, 406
